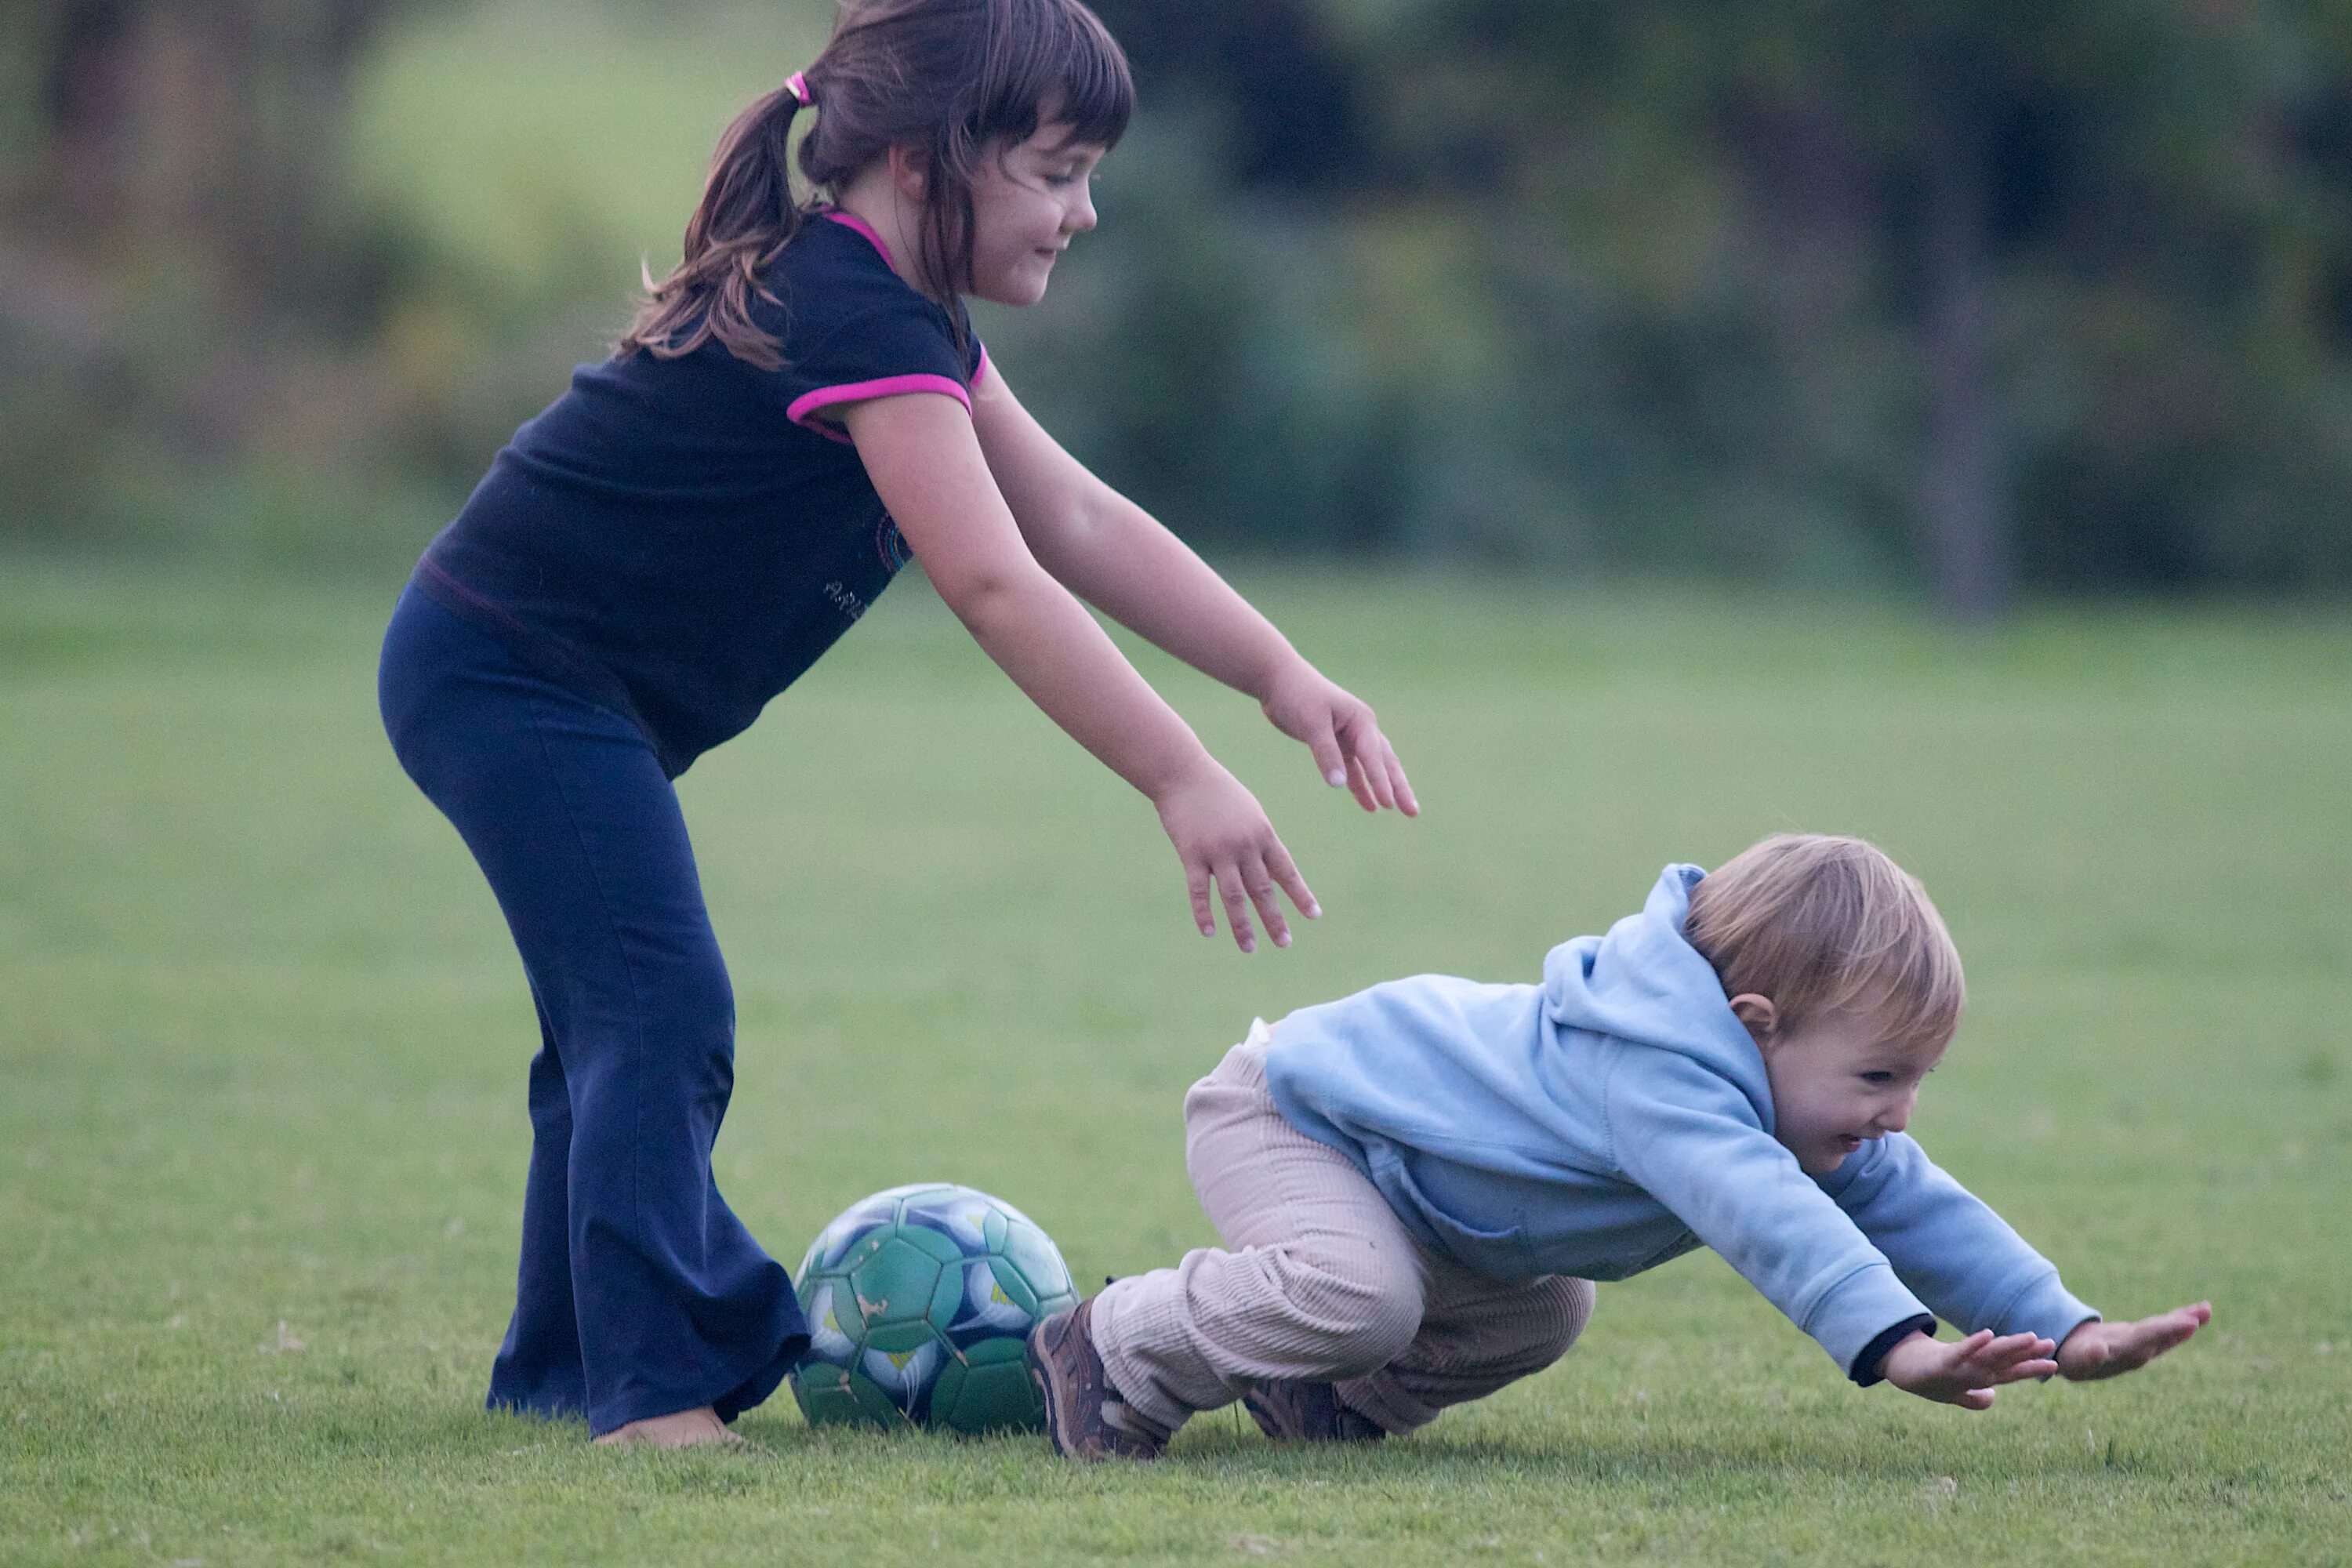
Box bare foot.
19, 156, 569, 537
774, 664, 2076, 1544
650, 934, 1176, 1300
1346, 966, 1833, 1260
593, 1406, 743, 1449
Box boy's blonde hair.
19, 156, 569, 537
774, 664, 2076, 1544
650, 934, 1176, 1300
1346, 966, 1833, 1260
1682, 834, 1964, 1048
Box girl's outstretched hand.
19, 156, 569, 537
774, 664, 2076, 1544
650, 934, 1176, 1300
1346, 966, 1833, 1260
1260, 661, 1418, 817
1152, 758, 1319, 953
2056, 1302, 2212, 1381
1880, 1328, 2059, 1410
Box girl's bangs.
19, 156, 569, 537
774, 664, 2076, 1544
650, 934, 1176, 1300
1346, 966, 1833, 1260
978, 4, 1133, 149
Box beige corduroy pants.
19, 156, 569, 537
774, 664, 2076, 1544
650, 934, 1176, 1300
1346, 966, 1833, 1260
1091, 1022, 1595, 1436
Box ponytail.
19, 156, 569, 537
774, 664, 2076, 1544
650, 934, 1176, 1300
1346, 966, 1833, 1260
618, 83, 809, 370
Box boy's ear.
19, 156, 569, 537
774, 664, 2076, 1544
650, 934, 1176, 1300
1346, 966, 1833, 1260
887, 143, 930, 201
1727, 993, 1780, 1051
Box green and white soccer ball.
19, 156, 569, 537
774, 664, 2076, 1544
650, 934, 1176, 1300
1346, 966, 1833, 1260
788, 1182, 1080, 1434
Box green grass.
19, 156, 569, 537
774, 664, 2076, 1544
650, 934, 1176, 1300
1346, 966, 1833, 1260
2, 561, 2348, 1566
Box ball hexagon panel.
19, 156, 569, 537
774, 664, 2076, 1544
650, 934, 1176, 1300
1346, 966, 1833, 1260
848, 1232, 960, 1355
927, 1334, 1040, 1435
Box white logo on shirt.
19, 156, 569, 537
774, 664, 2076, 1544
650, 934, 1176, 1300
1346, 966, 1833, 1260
822, 580, 868, 621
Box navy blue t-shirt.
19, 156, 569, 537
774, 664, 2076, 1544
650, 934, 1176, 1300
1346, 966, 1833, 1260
413, 210, 987, 775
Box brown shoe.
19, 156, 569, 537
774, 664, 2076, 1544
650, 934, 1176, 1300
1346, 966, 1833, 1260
1026, 1301, 1166, 1461
1241, 1381, 1387, 1443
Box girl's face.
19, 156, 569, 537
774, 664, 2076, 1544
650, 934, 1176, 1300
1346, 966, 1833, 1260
964, 122, 1105, 306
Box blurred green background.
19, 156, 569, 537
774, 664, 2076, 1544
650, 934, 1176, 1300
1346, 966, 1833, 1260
6, 0, 2352, 619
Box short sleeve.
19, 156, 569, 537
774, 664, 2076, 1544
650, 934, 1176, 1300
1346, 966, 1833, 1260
760, 218, 986, 445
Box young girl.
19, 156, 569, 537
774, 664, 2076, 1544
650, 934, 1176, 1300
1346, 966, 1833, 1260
376, 0, 1415, 1449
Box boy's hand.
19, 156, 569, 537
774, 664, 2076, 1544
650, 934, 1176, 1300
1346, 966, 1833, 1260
2056, 1302, 2212, 1381
1880, 1329, 2058, 1410
1152, 757, 1319, 953
1259, 661, 1418, 817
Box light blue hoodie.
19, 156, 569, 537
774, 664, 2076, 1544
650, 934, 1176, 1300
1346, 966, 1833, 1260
1264, 865, 2098, 1381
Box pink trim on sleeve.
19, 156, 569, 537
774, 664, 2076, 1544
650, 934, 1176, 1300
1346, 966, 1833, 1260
821, 209, 895, 269
787, 374, 973, 441
971, 345, 991, 388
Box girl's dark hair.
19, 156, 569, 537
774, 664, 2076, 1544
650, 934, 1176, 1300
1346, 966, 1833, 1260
619, 0, 1132, 369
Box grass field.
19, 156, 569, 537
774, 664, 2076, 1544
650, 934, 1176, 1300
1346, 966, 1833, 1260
2, 561, 2348, 1566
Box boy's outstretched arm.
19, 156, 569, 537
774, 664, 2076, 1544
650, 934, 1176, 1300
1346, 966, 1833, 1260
2055, 1302, 2212, 1381
971, 365, 1417, 816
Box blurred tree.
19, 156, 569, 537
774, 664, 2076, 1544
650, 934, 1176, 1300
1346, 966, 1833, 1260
2, 0, 430, 554
1088, 0, 1372, 191
1327, 0, 2352, 610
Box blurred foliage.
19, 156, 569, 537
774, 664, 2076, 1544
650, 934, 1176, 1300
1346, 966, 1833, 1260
3, 0, 2350, 608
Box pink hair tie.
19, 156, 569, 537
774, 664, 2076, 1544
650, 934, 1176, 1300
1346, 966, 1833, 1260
786, 71, 812, 107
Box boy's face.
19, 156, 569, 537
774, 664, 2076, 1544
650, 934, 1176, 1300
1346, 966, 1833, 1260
1739, 1003, 1945, 1174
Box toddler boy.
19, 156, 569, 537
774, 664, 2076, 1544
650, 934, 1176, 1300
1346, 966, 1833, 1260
1029, 834, 2209, 1459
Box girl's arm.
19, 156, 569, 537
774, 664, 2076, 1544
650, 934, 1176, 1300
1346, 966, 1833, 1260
971, 365, 1416, 817
842, 390, 1316, 953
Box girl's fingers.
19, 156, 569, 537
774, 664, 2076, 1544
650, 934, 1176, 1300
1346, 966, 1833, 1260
1299, 715, 1348, 790
1242, 856, 1290, 949
1185, 861, 1217, 938
1342, 717, 1399, 811
1215, 862, 1258, 953
1383, 739, 1420, 818
1265, 837, 1320, 921
1345, 752, 1378, 814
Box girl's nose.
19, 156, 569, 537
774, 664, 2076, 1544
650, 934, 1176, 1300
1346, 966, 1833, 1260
1068, 188, 1098, 233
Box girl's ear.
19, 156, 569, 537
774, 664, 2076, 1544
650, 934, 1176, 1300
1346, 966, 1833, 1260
887, 143, 930, 201
1727, 993, 1780, 1051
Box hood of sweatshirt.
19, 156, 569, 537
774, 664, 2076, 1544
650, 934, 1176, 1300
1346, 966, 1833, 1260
1539, 863, 1774, 1132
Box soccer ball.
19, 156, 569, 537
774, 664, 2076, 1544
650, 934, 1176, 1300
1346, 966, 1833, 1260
788, 1182, 1080, 1434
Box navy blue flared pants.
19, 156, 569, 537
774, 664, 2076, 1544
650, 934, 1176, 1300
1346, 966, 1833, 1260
378, 586, 806, 1434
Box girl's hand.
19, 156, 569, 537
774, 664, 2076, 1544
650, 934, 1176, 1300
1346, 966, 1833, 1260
1152, 758, 1319, 953
2056, 1303, 2211, 1381
1880, 1329, 2059, 1410
1260, 660, 1419, 817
